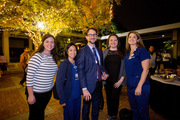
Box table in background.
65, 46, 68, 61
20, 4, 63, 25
150, 75, 180, 120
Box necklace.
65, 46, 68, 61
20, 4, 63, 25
130, 46, 138, 55
130, 50, 134, 55
129, 47, 138, 59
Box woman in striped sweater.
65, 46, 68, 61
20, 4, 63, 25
26, 34, 57, 120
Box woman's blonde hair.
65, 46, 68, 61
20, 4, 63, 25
125, 31, 145, 52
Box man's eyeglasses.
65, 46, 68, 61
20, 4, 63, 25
87, 34, 97, 37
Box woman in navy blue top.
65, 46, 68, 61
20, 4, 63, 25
56, 43, 81, 120
125, 31, 150, 120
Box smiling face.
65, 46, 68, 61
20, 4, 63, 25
43, 37, 55, 53
109, 35, 118, 49
85, 29, 97, 46
128, 33, 139, 46
68, 45, 77, 60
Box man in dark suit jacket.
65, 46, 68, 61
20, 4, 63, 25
77, 28, 109, 120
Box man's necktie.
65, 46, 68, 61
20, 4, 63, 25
92, 47, 101, 81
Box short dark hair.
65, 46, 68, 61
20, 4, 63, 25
86, 28, 97, 35
24, 46, 29, 50
64, 43, 77, 58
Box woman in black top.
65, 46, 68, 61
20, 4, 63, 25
103, 34, 126, 120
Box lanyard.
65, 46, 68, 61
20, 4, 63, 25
92, 48, 99, 64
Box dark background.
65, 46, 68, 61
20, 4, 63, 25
113, 0, 180, 31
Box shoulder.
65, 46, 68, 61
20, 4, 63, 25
97, 47, 102, 52
61, 59, 69, 64
30, 53, 43, 61
81, 45, 89, 50
103, 49, 109, 53
138, 47, 147, 51
34, 52, 43, 57
137, 47, 151, 59
78, 45, 88, 52
20, 52, 25, 56
138, 47, 149, 54
59, 59, 70, 67
77, 45, 89, 57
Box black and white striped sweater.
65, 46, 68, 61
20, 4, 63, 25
26, 52, 57, 93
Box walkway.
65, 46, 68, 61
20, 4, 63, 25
0, 73, 166, 120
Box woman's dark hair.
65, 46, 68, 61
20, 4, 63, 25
64, 43, 78, 59
106, 34, 120, 48
33, 34, 57, 63
107, 33, 125, 58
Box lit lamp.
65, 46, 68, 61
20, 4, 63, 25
37, 22, 44, 30
34, 22, 45, 49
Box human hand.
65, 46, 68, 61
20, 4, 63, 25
102, 72, 109, 80
61, 103, 66, 107
82, 89, 91, 101
135, 86, 142, 96
113, 80, 122, 88
28, 95, 36, 104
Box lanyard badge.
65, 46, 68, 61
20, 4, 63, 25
74, 65, 79, 80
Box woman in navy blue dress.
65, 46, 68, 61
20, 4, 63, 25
125, 31, 150, 120
56, 43, 81, 120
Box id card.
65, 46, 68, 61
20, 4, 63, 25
75, 73, 79, 80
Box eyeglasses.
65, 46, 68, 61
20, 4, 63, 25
87, 34, 97, 37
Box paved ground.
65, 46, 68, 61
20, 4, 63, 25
0, 73, 167, 120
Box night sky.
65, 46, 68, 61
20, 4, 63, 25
113, 0, 180, 31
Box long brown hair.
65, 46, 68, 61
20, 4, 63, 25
107, 33, 125, 58
125, 31, 145, 52
32, 34, 57, 64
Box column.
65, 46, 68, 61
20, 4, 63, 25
172, 30, 178, 59
2, 31, 9, 62
177, 30, 180, 57
28, 37, 33, 50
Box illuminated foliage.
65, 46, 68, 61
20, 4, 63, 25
0, 0, 120, 48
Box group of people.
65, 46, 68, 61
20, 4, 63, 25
25, 28, 151, 120
148, 45, 172, 75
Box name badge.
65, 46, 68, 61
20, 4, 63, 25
75, 73, 79, 80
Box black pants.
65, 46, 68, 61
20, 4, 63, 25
82, 81, 102, 120
105, 81, 122, 116
20, 69, 26, 84
156, 61, 161, 72
27, 90, 52, 120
